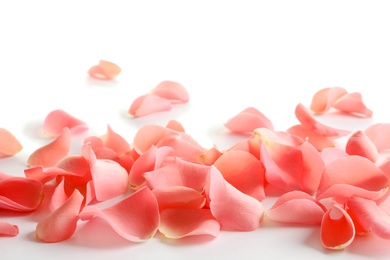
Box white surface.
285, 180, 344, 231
1, 1, 390, 259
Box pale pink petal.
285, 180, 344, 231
310, 87, 348, 114
48, 179, 69, 212
150, 80, 189, 103
267, 190, 325, 225
82, 144, 128, 201
287, 124, 335, 151
213, 150, 265, 201
320, 147, 349, 165
79, 186, 159, 242
195, 146, 222, 165
333, 92, 373, 117
152, 186, 205, 211
346, 130, 378, 162
320, 204, 355, 249
316, 156, 388, 201
166, 119, 185, 132
0, 172, 43, 211
128, 94, 172, 117
224, 107, 274, 134
206, 166, 264, 231
0, 220, 19, 237
99, 125, 131, 155
0, 128, 23, 157
365, 123, 390, 151
27, 127, 71, 168
88, 60, 121, 80
42, 109, 88, 136
159, 208, 220, 239
295, 103, 350, 137
36, 189, 84, 242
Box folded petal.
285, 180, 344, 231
310, 86, 348, 114
128, 94, 172, 117
206, 166, 264, 231
88, 60, 121, 80
79, 186, 160, 242
42, 109, 88, 136
99, 125, 131, 155
346, 130, 378, 162
0, 128, 23, 157
333, 92, 373, 117
150, 80, 189, 103
36, 189, 84, 242
224, 107, 274, 134
152, 186, 206, 211
267, 190, 325, 225
0, 220, 19, 237
159, 208, 220, 239
27, 127, 71, 168
321, 204, 355, 249
365, 123, 390, 152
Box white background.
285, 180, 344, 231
1, 1, 390, 259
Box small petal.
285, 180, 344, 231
88, 60, 121, 80
224, 107, 274, 134
0, 128, 23, 157
150, 80, 189, 103
27, 127, 71, 168
333, 92, 373, 117
310, 86, 348, 114
159, 208, 220, 239
346, 130, 378, 162
0, 220, 19, 237
128, 94, 172, 117
42, 109, 88, 136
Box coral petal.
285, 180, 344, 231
0, 128, 23, 157
150, 80, 189, 103
152, 186, 206, 211
128, 94, 172, 117
0, 220, 19, 236
346, 131, 378, 162
365, 123, 390, 151
88, 60, 121, 80
42, 109, 88, 136
224, 107, 274, 134
333, 92, 373, 117
310, 86, 348, 114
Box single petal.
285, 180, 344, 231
128, 94, 172, 117
99, 125, 131, 155
224, 107, 274, 134
150, 80, 189, 103
42, 109, 88, 136
333, 92, 373, 117
346, 130, 378, 162
320, 147, 349, 165
213, 150, 265, 201
287, 124, 335, 151
0, 220, 19, 237
79, 186, 160, 242
166, 119, 185, 132
0, 128, 23, 157
159, 208, 220, 239
152, 186, 206, 211
365, 123, 390, 152
267, 190, 325, 225
27, 127, 71, 168
310, 87, 348, 114
36, 189, 84, 243
206, 166, 264, 231
88, 60, 121, 80
316, 156, 388, 201
320, 204, 355, 250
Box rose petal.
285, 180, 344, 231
0, 128, 23, 157
166, 119, 185, 132
224, 107, 274, 134
0, 220, 19, 237
152, 186, 206, 211
310, 86, 348, 114
287, 124, 335, 151
159, 208, 220, 239
42, 109, 88, 136
36, 189, 84, 243
346, 130, 378, 162
365, 123, 390, 152
150, 80, 189, 103
128, 94, 172, 117
79, 186, 159, 242
206, 166, 264, 231
27, 127, 71, 168
320, 147, 349, 165
88, 60, 121, 80
333, 92, 373, 117
99, 125, 131, 155
320, 204, 355, 249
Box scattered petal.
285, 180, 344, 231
224, 107, 274, 134
365, 123, 390, 152
152, 186, 206, 211
0, 220, 19, 237
0, 128, 23, 157
150, 80, 189, 103
346, 130, 378, 162
333, 92, 373, 117
128, 94, 172, 117
310, 86, 348, 114
42, 109, 88, 136
88, 60, 121, 80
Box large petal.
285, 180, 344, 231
310, 86, 348, 114
79, 186, 160, 242
0, 128, 23, 157
128, 94, 172, 117
87, 60, 121, 80
42, 109, 88, 136
150, 80, 189, 103
206, 166, 264, 231
320, 204, 355, 249
159, 208, 220, 239
36, 189, 84, 242
345, 130, 378, 162
224, 107, 274, 134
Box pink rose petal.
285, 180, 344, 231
320, 204, 355, 250
310, 86, 348, 114
36, 189, 84, 242
27, 127, 71, 168
159, 208, 220, 239
166, 119, 185, 132
42, 109, 88, 136
150, 80, 189, 103
346, 130, 378, 162
365, 123, 390, 152
224, 107, 274, 134
88, 60, 121, 80
152, 186, 206, 211
0, 220, 19, 237
79, 186, 160, 242
333, 92, 373, 117
128, 94, 172, 117
0, 128, 23, 157
287, 124, 335, 151
99, 125, 131, 155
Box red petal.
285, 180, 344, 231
159, 208, 220, 239
224, 107, 274, 134
0, 128, 23, 157
346, 130, 378, 162
310, 87, 348, 114
36, 189, 84, 242
0, 220, 19, 237
42, 109, 88, 136
320, 204, 355, 249
88, 60, 121, 80
150, 80, 189, 103
27, 127, 71, 168
79, 187, 159, 242
333, 92, 373, 117
206, 166, 264, 231
128, 94, 172, 117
